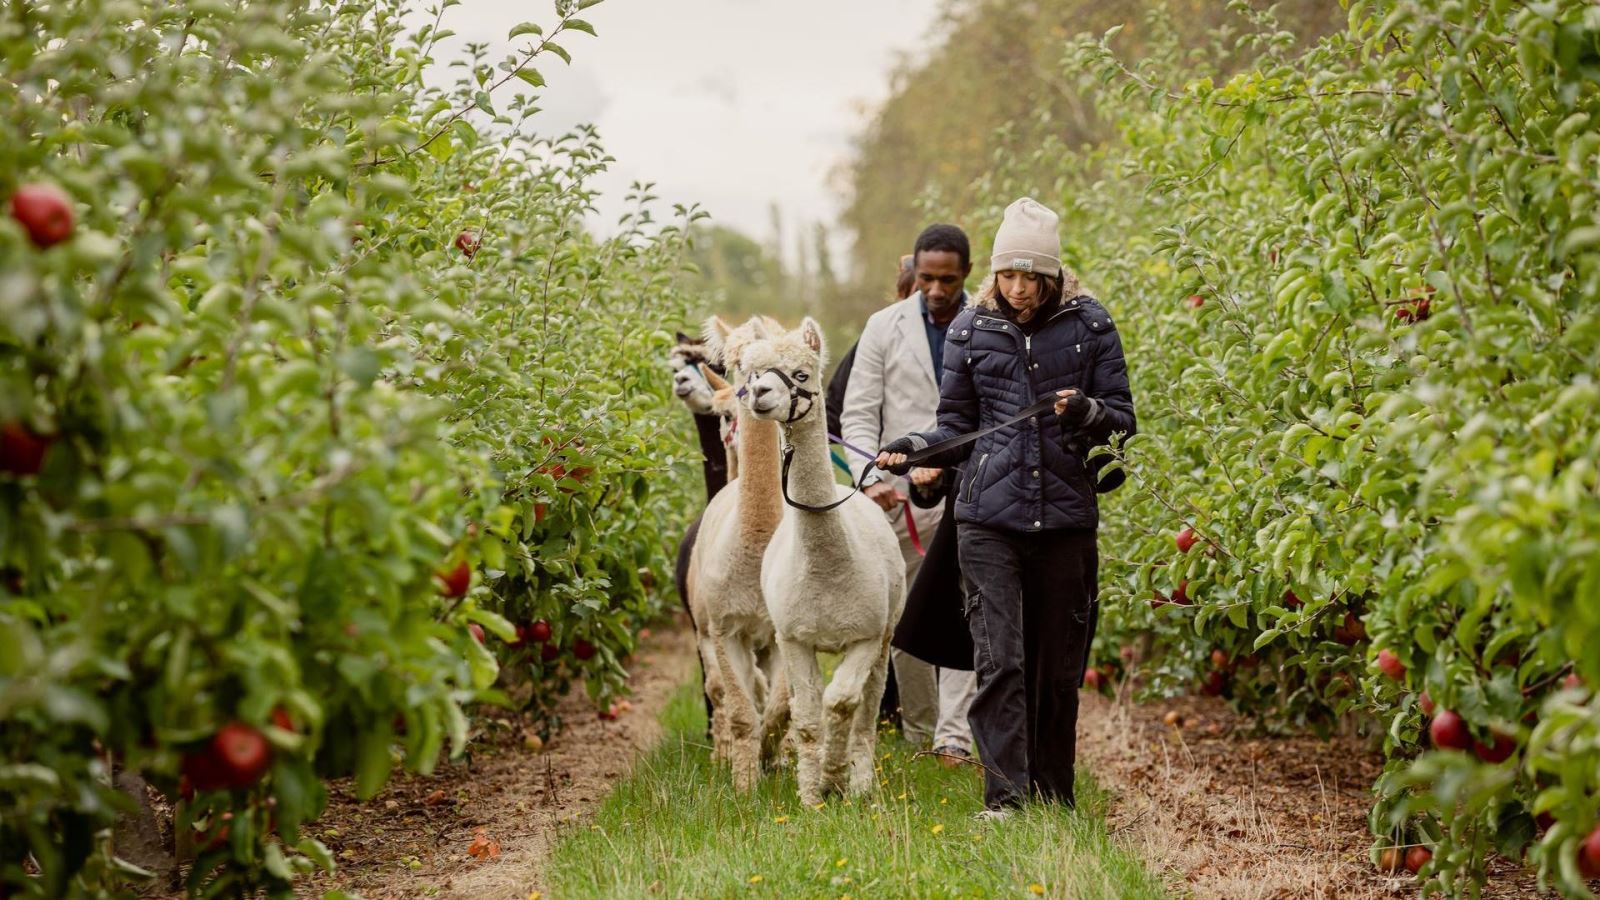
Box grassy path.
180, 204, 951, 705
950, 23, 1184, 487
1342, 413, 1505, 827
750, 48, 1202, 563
545, 679, 1169, 898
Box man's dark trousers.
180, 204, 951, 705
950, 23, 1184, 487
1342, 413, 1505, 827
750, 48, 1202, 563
958, 524, 1097, 809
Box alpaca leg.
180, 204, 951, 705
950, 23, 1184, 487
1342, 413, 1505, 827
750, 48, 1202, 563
760, 650, 792, 766
779, 639, 826, 806
846, 639, 892, 797
821, 640, 883, 795
714, 635, 763, 792
699, 635, 727, 760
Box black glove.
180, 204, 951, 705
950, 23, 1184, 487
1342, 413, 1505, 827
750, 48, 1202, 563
1057, 392, 1094, 431
877, 436, 918, 475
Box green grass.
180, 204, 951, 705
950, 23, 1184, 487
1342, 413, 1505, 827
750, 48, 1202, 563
544, 675, 1169, 899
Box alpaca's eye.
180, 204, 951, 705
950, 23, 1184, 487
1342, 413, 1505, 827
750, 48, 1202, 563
793, 370, 809, 383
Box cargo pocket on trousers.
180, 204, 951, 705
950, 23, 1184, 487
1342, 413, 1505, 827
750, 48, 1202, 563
965, 590, 997, 677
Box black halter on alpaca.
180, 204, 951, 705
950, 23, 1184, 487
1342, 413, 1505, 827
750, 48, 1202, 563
752, 366, 816, 425
752, 365, 870, 514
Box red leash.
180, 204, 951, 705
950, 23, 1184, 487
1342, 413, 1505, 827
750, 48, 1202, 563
900, 495, 925, 557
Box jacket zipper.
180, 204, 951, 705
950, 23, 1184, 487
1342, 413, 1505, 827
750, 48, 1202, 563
965, 452, 990, 503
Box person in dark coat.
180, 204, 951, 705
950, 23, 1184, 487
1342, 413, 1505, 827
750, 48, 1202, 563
892, 473, 971, 672
876, 198, 1136, 819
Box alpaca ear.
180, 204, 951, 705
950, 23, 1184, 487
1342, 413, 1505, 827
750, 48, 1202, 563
799, 317, 825, 355
701, 365, 729, 391
675, 330, 692, 345
701, 315, 732, 364
746, 316, 771, 340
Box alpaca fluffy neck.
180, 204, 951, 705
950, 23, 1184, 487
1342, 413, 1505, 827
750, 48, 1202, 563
782, 413, 849, 542
736, 406, 782, 537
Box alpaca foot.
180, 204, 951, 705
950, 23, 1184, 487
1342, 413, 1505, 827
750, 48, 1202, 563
847, 752, 876, 797
798, 781, 825, 807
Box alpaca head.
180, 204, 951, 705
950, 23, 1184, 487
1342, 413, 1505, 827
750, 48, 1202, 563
703, 314, 781, 381
669, 331, 722, 415
702, 365, 739, 419
740, 318, 827, 425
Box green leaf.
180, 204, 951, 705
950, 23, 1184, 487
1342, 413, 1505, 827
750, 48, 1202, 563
564, 18, 596, 36
508, 21, 544, 38
515, 67, 545, 88
354, 724, 395, 801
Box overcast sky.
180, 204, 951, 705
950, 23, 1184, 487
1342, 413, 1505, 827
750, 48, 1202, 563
431, 0, 944, 265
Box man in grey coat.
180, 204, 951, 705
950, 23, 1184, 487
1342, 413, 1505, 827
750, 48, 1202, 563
842, 224, 979, 761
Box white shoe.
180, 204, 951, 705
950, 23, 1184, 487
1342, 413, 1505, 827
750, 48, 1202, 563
973, 807, 1015, 823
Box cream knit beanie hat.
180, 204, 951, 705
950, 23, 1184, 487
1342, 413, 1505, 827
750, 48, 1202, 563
990, 197, 1062, 277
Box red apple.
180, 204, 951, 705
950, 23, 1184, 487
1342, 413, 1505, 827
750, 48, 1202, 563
1419, 691, 1436, 716
1404, 845, 1431, 874
1563, 673, 1583, 690
1535, 810, 1555, 832
1119, 644, 1135, 663
270, 707, 295, 733
1333, 612, 1366, 645
454, 229, 480, 258
1429, 710, 1470, 751
468, 622, 485, 645
0, 422, 54, 477
436, 560, 471, 598
528, 619, 552, 642
1082, 668, 1103, 690
1472, 728, 1516, 764
184, 722, 272, 790
1171, 580, 1191, 606
1148, 589, 1169, 608
1580, 825, 1600, 879
1201, 669, 1227, 697
539, 642, 559, 663
573, 638, 596, 661
1175, 526, 1198, 554
1377, 649, 1406, 681
1283, 589, 1302, 609
1210, 649, 1230, 670
1183, 294, 1204, 309
9, 182, 75, 248
534, 502, 548, 524
1377, 847, 1403, 873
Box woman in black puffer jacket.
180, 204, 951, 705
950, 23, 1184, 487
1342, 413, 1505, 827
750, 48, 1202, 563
876, 197, 1136, 818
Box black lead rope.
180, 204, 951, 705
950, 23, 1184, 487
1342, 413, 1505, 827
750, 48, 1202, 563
779, 395, 1062, 513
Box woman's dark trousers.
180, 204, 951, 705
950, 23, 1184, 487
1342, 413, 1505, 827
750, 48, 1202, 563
958, 524, 1097, 810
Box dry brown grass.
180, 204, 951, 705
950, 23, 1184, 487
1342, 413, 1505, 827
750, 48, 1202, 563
302, 616, 698, 900
1078, 688, 1548, 899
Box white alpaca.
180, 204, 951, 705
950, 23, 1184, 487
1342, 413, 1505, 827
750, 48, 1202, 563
744, 319, 905, 805
668, 334, 740, 480
685, 315, 791, 789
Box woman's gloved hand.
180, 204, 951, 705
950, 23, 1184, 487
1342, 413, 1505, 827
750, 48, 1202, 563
874, 436, 918, 475
1055, 389, 1095, 431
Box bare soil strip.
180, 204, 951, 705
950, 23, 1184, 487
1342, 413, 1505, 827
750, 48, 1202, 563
1077, 691, 1545, 899
307, 616, 697, 899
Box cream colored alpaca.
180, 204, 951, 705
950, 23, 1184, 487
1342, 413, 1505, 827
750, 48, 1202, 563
702, 366, 740, 481
685, 315, 790, 789
743, 319, 905, 805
